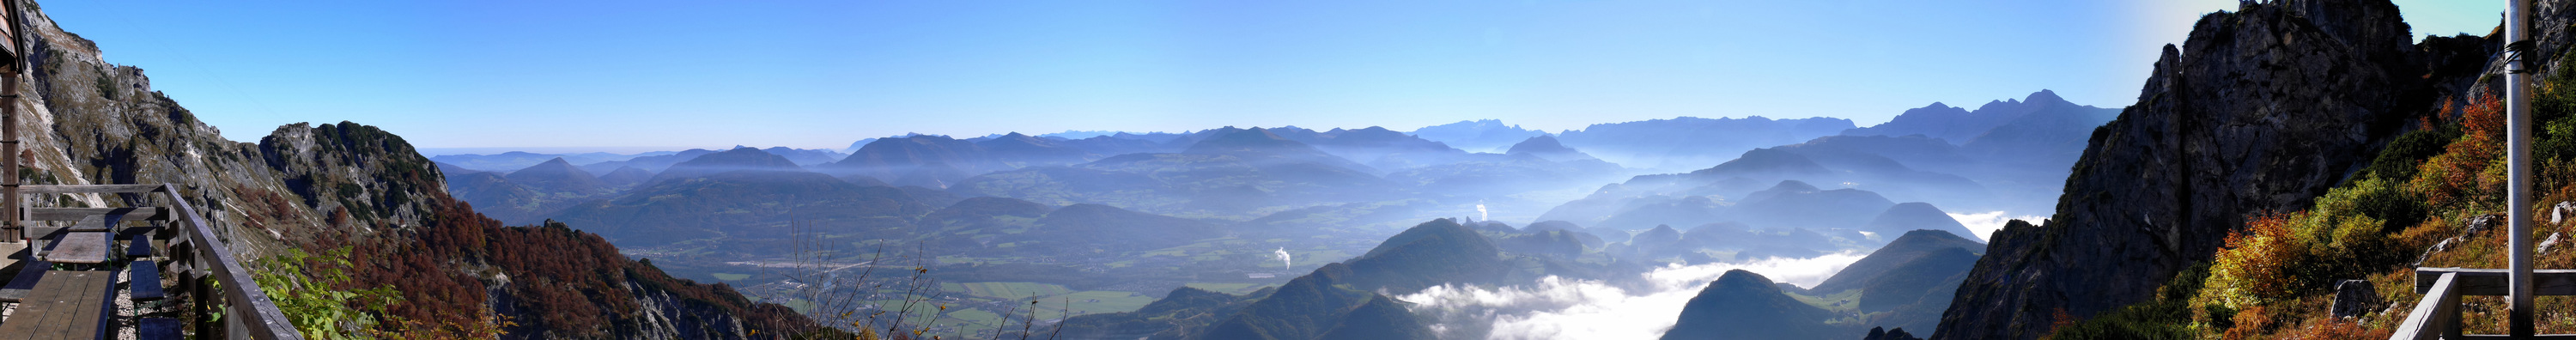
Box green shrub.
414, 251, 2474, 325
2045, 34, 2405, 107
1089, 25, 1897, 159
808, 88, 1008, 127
257, 247, 403, 339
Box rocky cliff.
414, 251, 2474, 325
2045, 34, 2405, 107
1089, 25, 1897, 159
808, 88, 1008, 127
11, 1, 818, 337
1932, 1, 2501, 338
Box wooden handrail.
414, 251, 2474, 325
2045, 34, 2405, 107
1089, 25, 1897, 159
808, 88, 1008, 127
156, 184, 301, 339
2391, 272, 2463, 340
13, 184, 167, 194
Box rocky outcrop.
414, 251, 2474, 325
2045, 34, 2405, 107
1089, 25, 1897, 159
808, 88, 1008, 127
1932, 1, 2499, 338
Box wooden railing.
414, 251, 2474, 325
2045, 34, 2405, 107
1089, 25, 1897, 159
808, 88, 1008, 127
24, 184, 301, 339
2391, 268, 2576, 339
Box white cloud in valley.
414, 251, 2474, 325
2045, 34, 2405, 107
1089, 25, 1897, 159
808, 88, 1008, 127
1396, 252, 1867, 340
1948, 211, 2048, 242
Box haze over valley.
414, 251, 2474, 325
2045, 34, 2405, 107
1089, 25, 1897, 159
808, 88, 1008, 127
422, 88, 2109, 338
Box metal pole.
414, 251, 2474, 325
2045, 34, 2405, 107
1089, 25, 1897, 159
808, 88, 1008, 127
2506, 0, 2537, 337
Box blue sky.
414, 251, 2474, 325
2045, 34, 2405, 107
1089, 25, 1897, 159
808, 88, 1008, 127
39, 0, 2500, 152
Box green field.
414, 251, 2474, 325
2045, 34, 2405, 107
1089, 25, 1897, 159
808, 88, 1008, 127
1183, 282, 1279, 294
951, 282, 1073, 299
1788, 288, 1863, 312
710, 273, 750, 281
1053, 290, 1156, 314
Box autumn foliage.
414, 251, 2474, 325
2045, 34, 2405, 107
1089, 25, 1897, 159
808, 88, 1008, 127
312, 195, 823, 337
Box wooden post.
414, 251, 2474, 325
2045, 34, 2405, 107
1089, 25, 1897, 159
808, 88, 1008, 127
1, 0, 19, 244
3, 71, 16, 244
2506, 0, 2538, 337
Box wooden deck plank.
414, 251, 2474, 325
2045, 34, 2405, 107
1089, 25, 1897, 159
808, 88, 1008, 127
43, 232, 108, 264
0, 259, 46, 302
0, 242, 20, 279
0, 271, 112, 340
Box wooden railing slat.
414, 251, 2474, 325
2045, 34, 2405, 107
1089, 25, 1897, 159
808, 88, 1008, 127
22, 207, 169, 222
2415, 268, 2576, 296
13, 184, 167, 194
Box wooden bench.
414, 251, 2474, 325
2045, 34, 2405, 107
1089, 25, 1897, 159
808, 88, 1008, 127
137, 318, 179, 340
125, 232, 151, 259
41, 232, 108, 264
0, 270, 116, 339
129, 259, 161, 302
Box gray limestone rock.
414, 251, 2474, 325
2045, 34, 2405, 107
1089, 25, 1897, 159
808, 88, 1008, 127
2331, 280, 2380, 318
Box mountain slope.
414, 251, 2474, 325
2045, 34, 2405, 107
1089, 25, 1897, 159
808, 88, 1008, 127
646, 147, 807, 184
552, 171, 936, 246
504, 157, 604, 194
1813, 229, 1984, 294
1505, 135, 1599, 162
1659, 270, 1843, 340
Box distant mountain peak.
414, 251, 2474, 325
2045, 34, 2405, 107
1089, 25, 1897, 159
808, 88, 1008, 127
647, 147, 805, 183
1504, 135, 1600, 162
1811, 228, 1983, 294
1765, 179, 1820, 192
503, 156, 604, 193
1660, 269, 1838, 339
2022, 88, 2064, 106
1865, 202, 1977, 237
1694, 149, 1831, 176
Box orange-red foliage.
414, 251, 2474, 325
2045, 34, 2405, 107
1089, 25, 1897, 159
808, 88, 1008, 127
337, 196, 819, 337
2223, 306, 2276, 340
2415, 91, 2508, 209
2272, 318, 2391, 340
2210, 211, 2307, 305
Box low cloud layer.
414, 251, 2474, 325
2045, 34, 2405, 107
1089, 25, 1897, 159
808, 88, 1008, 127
1948, 210, 2048, 242
1396, 252, 1867, 340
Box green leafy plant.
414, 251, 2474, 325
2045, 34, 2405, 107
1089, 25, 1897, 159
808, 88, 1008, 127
256, 246, 403, 339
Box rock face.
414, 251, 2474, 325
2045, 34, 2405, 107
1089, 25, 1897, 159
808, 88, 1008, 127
2331, 280, 2382, 318
1933, 1, 2500, 338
